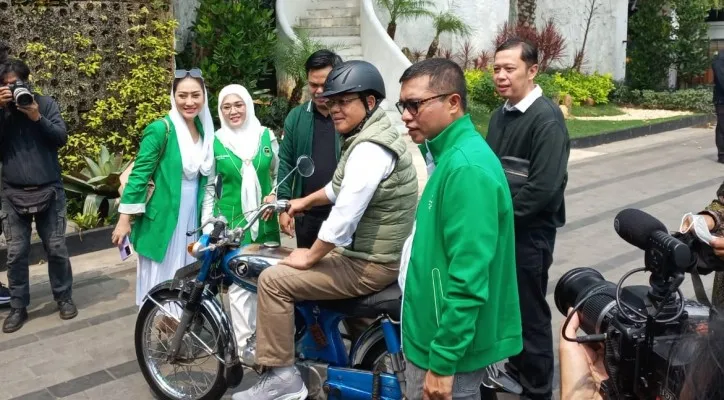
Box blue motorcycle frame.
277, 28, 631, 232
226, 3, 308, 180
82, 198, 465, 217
145, 224, 406, 399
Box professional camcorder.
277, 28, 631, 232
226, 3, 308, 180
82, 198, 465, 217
8, 80, 33, 106
554, 208, 718, 399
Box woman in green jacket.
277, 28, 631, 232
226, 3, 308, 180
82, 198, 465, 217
112, 70, 216, 310
202, 84, 280, 350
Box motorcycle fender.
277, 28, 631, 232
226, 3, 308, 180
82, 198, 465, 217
349, 320, 385, 367
143, 280, 239, 362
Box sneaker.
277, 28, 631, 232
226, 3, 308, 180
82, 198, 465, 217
0, 283, 10, 306
58, 299, 78, 320
231, 366, 308, 400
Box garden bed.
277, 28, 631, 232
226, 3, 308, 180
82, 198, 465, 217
0, 225, 116, 271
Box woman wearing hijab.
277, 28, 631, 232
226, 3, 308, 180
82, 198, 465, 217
201, 84, 281, 352
112, 69, 216, 314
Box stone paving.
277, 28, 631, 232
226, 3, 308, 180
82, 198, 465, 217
0, 126, 722, 400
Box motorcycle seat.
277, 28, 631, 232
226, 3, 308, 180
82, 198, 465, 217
317, 283, 402, 321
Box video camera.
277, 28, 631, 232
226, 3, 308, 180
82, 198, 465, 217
554, 208, 717, 400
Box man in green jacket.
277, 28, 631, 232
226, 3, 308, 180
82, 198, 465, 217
277, 50, 343, 248
397, 58, 523, 399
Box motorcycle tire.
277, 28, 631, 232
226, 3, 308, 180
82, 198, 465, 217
134, 290, 228, 400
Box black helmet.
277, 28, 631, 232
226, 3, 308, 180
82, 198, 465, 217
320, 60, 386, 99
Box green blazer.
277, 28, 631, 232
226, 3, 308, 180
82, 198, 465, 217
277, 101, 341, 200
119, 115, 208, 262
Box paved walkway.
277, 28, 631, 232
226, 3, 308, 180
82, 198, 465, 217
1, 126, 721, 399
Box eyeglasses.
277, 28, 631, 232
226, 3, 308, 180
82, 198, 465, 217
222, 102, 246, 113
396, 93, 452, 115
324, 96, 360, 108
174, 68, 203, 79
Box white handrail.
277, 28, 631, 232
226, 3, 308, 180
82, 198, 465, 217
360, 0, 412, 110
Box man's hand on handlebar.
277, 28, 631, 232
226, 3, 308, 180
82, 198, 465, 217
285, 198, 310, 218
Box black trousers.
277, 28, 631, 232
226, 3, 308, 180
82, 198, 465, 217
294, 212, 328, 249
0, 187, 73, 309
507, 227, 556, 400
716, 105, 724, 162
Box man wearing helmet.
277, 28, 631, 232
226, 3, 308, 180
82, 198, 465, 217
233, 60, 418, 400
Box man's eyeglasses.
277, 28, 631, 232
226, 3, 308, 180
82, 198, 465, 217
324, 97, 360, 108
175, 68, 203, 79
395, 93, 452, 115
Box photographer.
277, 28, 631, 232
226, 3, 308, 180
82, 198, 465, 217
0, 56, 76, 333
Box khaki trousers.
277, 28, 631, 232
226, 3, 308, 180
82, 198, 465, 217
255, 252, 399, 366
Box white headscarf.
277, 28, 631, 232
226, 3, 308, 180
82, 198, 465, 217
216, 84, 267, 240
169, 78, 216, 180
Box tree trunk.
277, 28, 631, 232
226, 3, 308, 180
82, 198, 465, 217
387, 21, 397, 39
516, 0, 536, 28
289, 80, 304, 107
426, 36, 440, 59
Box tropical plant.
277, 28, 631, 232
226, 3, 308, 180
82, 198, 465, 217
183, 0, 277, 120
426, 11, 472, 59
375, 0, 435, 39
493, 19, 566, 72
626, 0, 671, 90
671, 0, 711, 87
62, 145, 131, 219
572, 0, 600, 72
275, 28, 347, 106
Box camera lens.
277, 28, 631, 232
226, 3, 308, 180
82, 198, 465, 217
554, 267, 618, 335
14, 88, 33, 107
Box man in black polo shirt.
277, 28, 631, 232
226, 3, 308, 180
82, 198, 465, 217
485, 38, 570, 400
277, 50, 343, 248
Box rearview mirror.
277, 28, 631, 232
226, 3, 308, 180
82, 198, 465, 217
296, 155, 315, 178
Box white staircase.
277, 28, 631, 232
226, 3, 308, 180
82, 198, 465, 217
287, 0, 407, 134
300, 0, 363, 61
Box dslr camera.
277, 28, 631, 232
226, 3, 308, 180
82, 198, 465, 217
555, 208, 716, 400
8, 80, 33, 106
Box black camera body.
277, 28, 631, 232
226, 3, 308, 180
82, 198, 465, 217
555, 208, 715, 400
8, 80, 33, 106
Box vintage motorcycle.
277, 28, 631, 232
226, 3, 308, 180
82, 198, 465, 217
134, 155, 521, 399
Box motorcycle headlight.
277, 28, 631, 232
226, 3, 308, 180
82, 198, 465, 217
187, 241, 204, 258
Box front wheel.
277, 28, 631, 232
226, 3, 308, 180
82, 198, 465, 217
134, 290, 228, 400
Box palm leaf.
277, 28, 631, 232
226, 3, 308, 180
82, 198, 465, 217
434, 11, 471, 37
61, 174, 94, 194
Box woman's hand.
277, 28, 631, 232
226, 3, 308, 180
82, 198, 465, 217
279, 212, 295, 237
111, 214, 132, 246
261, 194, 277, 221
559, 308, 608, 400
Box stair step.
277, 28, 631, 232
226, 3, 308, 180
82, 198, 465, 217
299, 16, 359, 28
304, 26, 360, 36
306, 7, 359, 18
308, 0, 359, 10
311, 35, 361, 46
335, 45, 362, 55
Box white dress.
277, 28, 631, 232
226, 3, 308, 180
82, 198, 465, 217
136, 140, 203, 309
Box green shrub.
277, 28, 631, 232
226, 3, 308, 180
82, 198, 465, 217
182, 0, 277, 120
611, 85, 713, 113
464, 69, 615, 108
464, 69, 504, 109
553, 71, 615, 105
671, 0, 711, 86
255, 95, 292, 134
626, 0, 672, 89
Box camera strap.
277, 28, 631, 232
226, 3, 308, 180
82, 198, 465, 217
690, 269, 712, 308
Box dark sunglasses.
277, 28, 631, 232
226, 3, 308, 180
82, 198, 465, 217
174, 68, 203, 79
396, 93, 452, 115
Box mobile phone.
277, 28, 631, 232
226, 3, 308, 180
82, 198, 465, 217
119, 235, 133, 261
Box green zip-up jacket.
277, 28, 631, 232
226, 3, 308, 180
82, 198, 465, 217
119, 115, 208, 263
277, 101, 341, 200
401, 115, 522, 375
